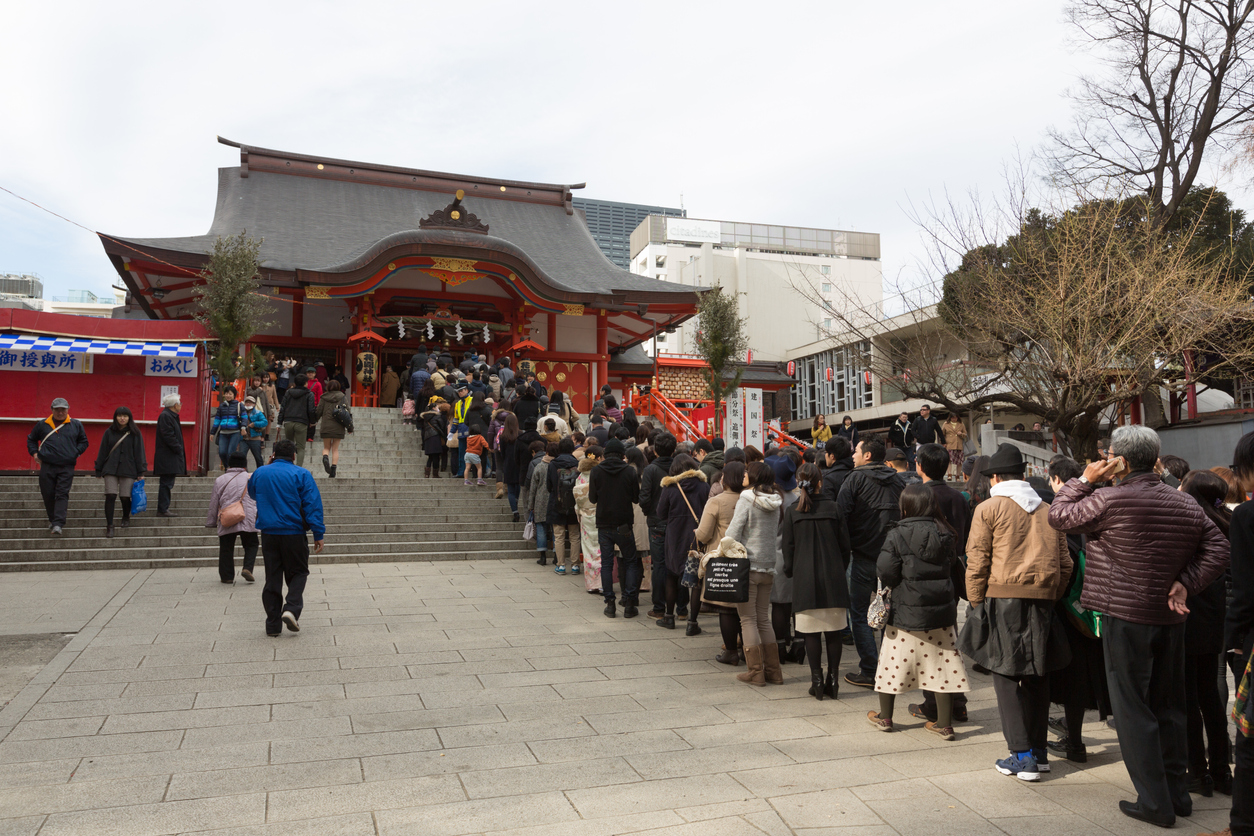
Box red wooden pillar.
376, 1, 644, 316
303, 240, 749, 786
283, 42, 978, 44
596, 310, 609, 397
291, 289, 305, 339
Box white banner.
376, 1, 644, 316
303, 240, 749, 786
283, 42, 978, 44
144, 356, 198, 378
725, 388, 744, 449
0, 349, 91, 373
744, 388, 764, 450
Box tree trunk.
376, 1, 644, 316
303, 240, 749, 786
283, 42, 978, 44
1063, 416, 1101, 463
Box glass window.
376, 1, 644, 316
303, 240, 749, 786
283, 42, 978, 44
800, 228, 817, 242
821, 265, 830, 275
655, 255, 666, 268
822, 283, 831, 293
823, 318, 832, 329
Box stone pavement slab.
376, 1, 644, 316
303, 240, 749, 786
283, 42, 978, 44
0, 560, 1233, 835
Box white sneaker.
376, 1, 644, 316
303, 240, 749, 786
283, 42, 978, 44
281, 611, 300, 632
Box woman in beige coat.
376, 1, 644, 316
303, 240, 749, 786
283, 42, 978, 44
694, 461, 746, 666
942, 414, 967, 481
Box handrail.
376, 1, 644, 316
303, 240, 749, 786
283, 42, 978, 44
767, 424, 811, 450
635, 388, 708, 442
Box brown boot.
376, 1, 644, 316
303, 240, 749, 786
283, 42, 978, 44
762, 641, 784, 684
424, 466, 431, 478
495, 482, 505, 499
736, 645, 766, 686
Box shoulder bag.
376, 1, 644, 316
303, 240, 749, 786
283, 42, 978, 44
677, 488, 704, 589
218, 472, 250, 528
702, 536, 750, 604
866, 580, 891, 629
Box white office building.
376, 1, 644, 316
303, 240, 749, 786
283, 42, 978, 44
628, 215, 881, 361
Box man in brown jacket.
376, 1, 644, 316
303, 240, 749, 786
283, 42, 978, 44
960, 443, 1072, 783
1049, 425, 1229, 828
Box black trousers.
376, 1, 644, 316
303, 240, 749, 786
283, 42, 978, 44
219, 532, 258, 582
1102, 616, 1189, 820
157, 474, 176, 513
1185, 652, 1231, 784
38, 464, 74, 527
261, 533, 310, 634
992, 673, 1049, 754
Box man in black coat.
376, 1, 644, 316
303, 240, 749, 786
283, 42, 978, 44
589, 439, 641, 618
837, 439, 904, 687
277, 374, 317, 468
153, 393, 187, 516
587, 415, 609, 448
819, 436, 854, 503
27, 397, 89, 535
639, 433, 677, 618
1223, 432, 1254, 836
910, 404, 942, 447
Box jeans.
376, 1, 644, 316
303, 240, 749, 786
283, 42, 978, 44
157, 474, 176, 513
507, 484, 520, 513
261, 532, 310, 635
243, 438, 264, 470
598, 527, 642, 605
535, 521, 552, 553
219, 532, 258, 582
648, 522, 667, 611
38, 464, 74, 527
847, 558, 879, 676
216, 433, 241, 468
456, 437, 467, 476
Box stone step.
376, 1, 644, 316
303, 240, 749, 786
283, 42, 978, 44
1, 527, 527, 551
0, 549, 536, 572
0, 536, 532, 563
0, 518, 521, 540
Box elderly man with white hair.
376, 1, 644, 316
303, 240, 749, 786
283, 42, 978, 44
1050, 424, 1229, 828
153, 392, 186, 516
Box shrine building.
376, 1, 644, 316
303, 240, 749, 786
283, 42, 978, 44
98, 138, 704, 411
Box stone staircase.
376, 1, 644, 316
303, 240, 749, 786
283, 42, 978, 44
0, 408, 531, 571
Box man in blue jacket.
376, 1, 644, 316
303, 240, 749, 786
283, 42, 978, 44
248, 439, 325, 636
27, 397, 89, 535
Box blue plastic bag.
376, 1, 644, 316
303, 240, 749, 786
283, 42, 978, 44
131, 478, 148, 515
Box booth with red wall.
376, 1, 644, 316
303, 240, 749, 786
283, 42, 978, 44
0, 310, 211, 474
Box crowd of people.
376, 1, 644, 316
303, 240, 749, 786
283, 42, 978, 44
22, 359, 1253, 834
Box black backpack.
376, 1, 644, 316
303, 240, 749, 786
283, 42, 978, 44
556, 466, 579, 516
331, 399, 354, 433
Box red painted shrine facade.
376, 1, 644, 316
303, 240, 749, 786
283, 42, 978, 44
98, 138, 703, 412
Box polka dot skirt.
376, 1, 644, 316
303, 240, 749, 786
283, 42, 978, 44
873, 625, 971, 694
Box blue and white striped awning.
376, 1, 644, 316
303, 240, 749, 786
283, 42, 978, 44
0, 334, 197, 358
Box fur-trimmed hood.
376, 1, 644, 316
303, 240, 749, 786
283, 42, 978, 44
661, 468, 707, 487
578, 456, 598, 473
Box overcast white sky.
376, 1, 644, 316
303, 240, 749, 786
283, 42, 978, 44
1, 1, 1248, 303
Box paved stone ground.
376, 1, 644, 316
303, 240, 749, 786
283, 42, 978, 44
0, 561, 1234, 836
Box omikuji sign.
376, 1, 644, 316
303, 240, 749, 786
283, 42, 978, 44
144, 356, 197, 377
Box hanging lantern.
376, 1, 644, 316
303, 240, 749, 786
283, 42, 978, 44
483, 324, 490, 343
355, 352, 378, 385
426, 319, 435, 339
455, 321, 464, 342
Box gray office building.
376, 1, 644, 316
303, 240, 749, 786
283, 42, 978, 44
573, 198, 684, 269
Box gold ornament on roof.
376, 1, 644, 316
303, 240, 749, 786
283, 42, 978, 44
305, 285, 330, 299
562, 304, 584, 316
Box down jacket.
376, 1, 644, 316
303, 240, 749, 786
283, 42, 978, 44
837, 464, 903, 562
1048, 472, 1230, 626
877, 517, 962, 631
725, 489, 784, 574
655, 469, 710, 574
782, 498, 852, 614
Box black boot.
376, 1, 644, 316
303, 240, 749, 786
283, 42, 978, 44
322, 454, 331, 474
603, 601, 616, 618
120, 497, 131, 527
536, 553, 547, 566
685, 619, 702, 637
790, 641, 806, 665
656, 615, 676, 629
330, 465, 337, 478
809, 671, 825, 701
777, 641, 790, 664
512, 512, 519, 523
823, 670, 838, 700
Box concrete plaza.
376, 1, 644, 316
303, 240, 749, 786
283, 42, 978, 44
0, 561, 1233, 836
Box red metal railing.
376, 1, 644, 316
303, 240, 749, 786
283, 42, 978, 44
632, 387, 709, 442
767, 424, 811, 451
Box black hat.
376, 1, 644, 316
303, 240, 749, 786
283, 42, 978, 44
981, 443, 1025, 476
885, 447, 907, 463
605, 439, 626, 457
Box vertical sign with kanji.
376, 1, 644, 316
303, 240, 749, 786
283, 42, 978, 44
744, 388, 764, 450
725, 388, 744, 448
